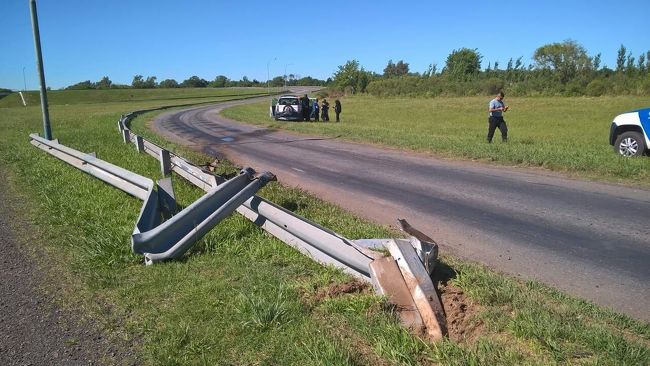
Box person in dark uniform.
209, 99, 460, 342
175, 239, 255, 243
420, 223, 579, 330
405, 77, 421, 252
301, 94, 311, 121
487, 91, 509, 143
311, 98, 320, 121
321, 99, 330, 121
334, 99, 342, 122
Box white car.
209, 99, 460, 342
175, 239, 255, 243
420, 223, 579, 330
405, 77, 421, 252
609, 107, 650, 156
271, 95, 303, 121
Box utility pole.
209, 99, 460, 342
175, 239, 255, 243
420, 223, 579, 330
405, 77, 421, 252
29, 0, 52, 140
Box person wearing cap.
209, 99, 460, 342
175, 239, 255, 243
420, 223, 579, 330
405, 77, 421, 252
487, 91, 509, 143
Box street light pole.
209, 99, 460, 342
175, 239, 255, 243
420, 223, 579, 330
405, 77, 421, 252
266, 57, 276, 96
29, 0, 52, 140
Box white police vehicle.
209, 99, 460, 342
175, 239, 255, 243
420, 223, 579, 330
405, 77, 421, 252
609, 107, 650, 156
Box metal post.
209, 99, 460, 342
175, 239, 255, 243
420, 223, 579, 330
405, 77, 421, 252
29, 0, 52, 140
266, 57, 276, 96
22, 67, 27, 91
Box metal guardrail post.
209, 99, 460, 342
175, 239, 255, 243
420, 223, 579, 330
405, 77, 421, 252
160, 149, 171, 176
135, 135, 145, 153
122, 129, 130, 144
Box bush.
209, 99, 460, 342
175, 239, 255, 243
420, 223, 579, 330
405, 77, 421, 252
586, 79, 608, 96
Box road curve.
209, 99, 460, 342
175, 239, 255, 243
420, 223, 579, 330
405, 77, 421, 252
152, 94, 650, 322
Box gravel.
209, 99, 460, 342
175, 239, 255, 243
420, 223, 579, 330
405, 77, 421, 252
0, 174, 138, 366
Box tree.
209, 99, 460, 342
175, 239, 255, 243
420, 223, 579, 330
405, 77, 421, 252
384, 60, 410, 78
616, 44, 626, 72
332, 59, 372, 94
144, 76, 157, 89
180, 76, 208, 88
533, 40, 592, 83
66, 80, 95, 90
96, 76, 112, 89
210, 75, 228, 88
593, 53, 601, 71
159, 79, 179, 88
443, 48, 482, 81
131, 75, 145, 88
638, 53, 647, 73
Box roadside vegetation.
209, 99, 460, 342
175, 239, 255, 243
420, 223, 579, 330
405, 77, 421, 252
222, 95, 650, 186
0, 89, 648, 365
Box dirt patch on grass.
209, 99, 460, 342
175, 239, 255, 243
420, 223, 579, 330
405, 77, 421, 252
439, 283, 486, 343
314, 280, 370, 301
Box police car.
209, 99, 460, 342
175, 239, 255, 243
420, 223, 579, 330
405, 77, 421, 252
609, 107, 650, 156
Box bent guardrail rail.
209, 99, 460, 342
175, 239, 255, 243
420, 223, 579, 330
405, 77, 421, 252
137, 169, 275, 264
29, 133, 271, 265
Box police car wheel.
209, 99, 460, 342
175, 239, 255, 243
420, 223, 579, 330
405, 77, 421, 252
615, 131, 645, 157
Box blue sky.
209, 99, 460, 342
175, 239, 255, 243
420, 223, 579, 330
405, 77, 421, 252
1, 0, 649, 90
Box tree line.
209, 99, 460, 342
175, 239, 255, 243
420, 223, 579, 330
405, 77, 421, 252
65, 74, 326, 90
63, 40, 649, 97
330, 41, 650, 97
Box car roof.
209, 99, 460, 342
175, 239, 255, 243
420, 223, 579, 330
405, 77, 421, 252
278, 95, 299, 99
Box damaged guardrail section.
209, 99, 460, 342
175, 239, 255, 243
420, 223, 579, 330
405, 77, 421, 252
28, 107, 450, 342
28, 133, 272, 265
118, 112, 448, 341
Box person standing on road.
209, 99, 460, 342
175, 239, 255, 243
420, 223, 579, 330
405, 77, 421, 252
301, 94, 311, 121
321, 99, 330, 121
487, 91, 509, 143
334, 99, 342, 122
311, 98, 320, 121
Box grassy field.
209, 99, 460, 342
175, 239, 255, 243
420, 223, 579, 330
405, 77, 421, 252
0, 87, 274, 108
222, 95, 650, 186
0, 89, 648, 365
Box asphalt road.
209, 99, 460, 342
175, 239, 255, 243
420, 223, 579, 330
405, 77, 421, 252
153, 92, 650, 322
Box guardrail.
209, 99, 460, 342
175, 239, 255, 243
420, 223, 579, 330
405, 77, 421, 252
118, 113, 376, 280
29, 99, 448, 341
29, 133, 271, 266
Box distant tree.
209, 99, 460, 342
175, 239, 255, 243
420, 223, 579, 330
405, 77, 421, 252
210, 75, 229, 88
533, 40, 592, 83
332, 59, 373, 93
593, 53, 601, 70
423, 63, 438, 77
131, 75, 145, 88
638, 53, 647, 73
383, 60, 410, 78
180, 75, 208, 88
159, 79, 179, 88
96, 76, 112, 89
66, 80, 95, 90
144, 76, 157, 88
270, 76, 284, 87
616, 45, 626, 72
443, 48, 482, 81
514, 57, 523, 70
238, 76, 252, 87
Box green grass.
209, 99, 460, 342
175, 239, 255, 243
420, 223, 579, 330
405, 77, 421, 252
0, 89, 648, 365
0, 87, 273, 108
222, 95, 650, 186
